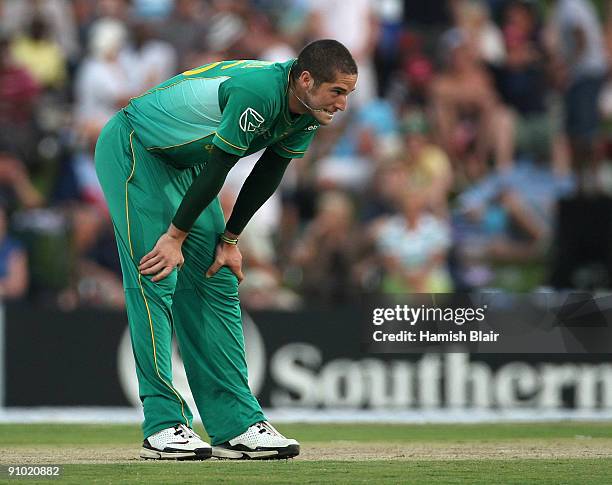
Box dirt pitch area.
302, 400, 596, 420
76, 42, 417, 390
4, 439, 612, 465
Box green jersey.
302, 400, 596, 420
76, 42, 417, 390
123, 59, 320, 168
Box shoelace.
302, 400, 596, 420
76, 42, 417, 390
173, 424, 199, 440
256, 422, 283, 437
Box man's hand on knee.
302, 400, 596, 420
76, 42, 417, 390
139, 226, 187, 282
206, 234, 244, 283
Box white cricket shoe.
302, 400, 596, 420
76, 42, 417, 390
140, 424, 212, 460
212, 421, 300, 460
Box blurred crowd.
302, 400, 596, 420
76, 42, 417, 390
0, 0, 610, 309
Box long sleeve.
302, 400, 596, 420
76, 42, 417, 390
172, 145, 240, 232
225, 148, 291, 235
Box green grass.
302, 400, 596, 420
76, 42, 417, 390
2, 422, 611, 445
55, 460, 612, 485
2, 423, 612, 484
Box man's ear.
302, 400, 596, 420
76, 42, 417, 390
301, 71, 314, 90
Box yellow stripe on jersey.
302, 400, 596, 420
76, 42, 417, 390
129, 76, 229, 102
147, 131, 216, 151
215, 133, 246, 151
221, 60, 248, 70
276, 143, 306, 155
183, 61, 221, 76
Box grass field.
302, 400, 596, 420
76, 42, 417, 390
1, 422, 612, 483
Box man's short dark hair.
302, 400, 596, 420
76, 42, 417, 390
291, 39, 357, 86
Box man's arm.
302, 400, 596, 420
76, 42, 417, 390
138, 145, 239, 282
172, 145, 240, 232
204, 148, 291, 279
225, 148, 291, 236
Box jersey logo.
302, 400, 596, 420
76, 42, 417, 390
305, 125, 318, 131
239, 108, 265, 132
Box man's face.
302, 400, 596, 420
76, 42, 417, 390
303, 72, 358, 125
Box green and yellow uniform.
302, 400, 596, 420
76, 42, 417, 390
94, 59, 319, 443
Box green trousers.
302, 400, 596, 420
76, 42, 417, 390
94, 111, 265, 444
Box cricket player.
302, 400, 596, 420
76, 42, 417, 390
94, 39, 357, 460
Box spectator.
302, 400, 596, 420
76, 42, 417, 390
73, 18, 134, 140
1, 0, 79, 64
10, 15, 67, 91
394, 31, 435, 107
431, 29, 515, 171
121, 18, 177, 93
451, 160, 572, 288
375, 190, 453, 293
361, 159, 408, 222
547, 0, 608, 191
0, 32, 41, 166
290, 190, 362, 302
72, 207, 125, 309
0, 0, 603, 303
490, 0, 562, 166
398, 111, 453, 217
